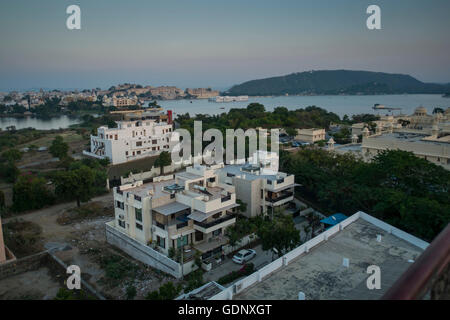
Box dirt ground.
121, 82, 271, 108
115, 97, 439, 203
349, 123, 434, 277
0, 267, 62, 300
2, 193, 180, 300
16, 130, 88, 170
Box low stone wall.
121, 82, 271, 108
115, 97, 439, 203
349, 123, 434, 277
0, 250, 105, 300
0, 251, 48, 280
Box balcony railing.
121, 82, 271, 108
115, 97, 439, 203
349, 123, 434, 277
154, 221, 165, 230
382, 223, 450, 300
221, 194, 231, 202
194, 213, 236, 230
176, 221, 189, 229
265, 192, 293, 203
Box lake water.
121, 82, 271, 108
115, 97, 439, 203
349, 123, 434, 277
0, 115, 81, 130
156, 94, 449, 118
1, 94, 448, 130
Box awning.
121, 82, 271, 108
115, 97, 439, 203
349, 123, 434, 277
320, 213, 348, 226
153, 202, 191, 216
188, 203, 240, 222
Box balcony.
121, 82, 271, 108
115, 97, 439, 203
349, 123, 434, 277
154, 221, 165, 230
194, 213, 236, 233
265, 192, 294, 203
221, 193, 231, 203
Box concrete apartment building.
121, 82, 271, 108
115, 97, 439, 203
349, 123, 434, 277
216, 151, 297, 218
295, 128, 326, 143
108, 164, 238, 269
84, 112, 174, 164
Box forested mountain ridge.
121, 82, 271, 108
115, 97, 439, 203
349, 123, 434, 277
227, 70, 450, 96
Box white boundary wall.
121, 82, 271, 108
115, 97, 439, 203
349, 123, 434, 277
209, 211, 429, 300
105, 221, 183, 278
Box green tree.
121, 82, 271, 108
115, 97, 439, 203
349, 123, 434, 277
154, 151, 171, 175
257, 213, 301, 259
2, 148, 22, 162
285, 127, 297, 137
236, 199, 247, 214
53, 165, 96, 207
49, 136, 69, 159
12, 174, 54, 212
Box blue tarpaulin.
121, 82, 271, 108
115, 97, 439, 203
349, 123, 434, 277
320, 213, 348, 226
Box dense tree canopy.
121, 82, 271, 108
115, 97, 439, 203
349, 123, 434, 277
12, 174, 54, 212
282, 148, 450, 241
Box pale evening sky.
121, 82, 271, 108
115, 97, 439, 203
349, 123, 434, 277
0, 0, 449, 91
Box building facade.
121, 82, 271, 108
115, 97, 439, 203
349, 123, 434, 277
84, 117, 174, 164
361, 131, 450, 170
109, 164, 238, 262
216, 151, 297, 218
295, 128, 326, 143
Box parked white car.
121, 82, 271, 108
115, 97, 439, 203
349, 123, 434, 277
232, 249, 256, 264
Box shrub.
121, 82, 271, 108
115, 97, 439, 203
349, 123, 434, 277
217, 263, 255, 285
126, 285, 137, 300
145, 281, 182, 300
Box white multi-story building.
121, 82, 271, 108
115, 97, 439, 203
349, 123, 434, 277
295, 128, 326, 143
216, 151, 297, 218
107, 164, 238, 271
84, 118, 174, 164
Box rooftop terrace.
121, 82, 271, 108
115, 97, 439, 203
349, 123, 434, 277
234, 218, 424, 300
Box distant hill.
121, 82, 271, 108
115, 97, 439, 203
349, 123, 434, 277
226, 70, 450, 96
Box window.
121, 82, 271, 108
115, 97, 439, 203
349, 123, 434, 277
125, 151, 128, 156
135, 208, 142, 222
212, 228, 222, 237
116, 201, 124, 209
136, 223, 143, 231
136, 141, 142, 147
267, 179, 272, 185
177, 235, 188, 248
118, 220, 125, 228
157, 236, 165, 248
152, 140, 157, 144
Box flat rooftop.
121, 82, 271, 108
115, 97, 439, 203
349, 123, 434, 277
120, 178, 176, 199
370, 132, 449, 146
234, 219, 423, 300
220, 165, 287, 181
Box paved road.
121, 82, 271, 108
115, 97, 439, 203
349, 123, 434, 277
203, 244, 273, 284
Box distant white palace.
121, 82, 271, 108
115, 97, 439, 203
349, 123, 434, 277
83, 109, 174, 164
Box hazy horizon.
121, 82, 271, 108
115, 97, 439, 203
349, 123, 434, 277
1, 0, 449, 91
